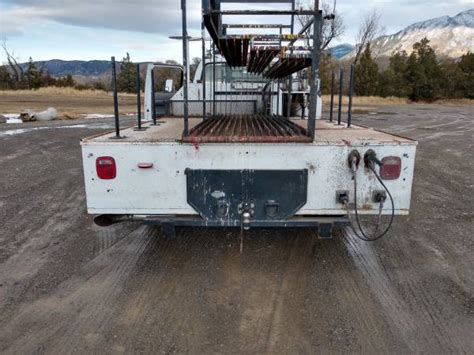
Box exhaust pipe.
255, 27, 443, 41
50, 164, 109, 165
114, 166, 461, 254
94, 214, 133, 227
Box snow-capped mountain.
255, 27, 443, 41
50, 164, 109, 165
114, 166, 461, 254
345, 9, 474, 59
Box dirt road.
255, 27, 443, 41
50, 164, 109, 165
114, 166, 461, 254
0, 106, 473, 353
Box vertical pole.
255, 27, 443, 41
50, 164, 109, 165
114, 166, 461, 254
111, 56, 120, 138
201, 21, 207, 120
286, 0, 296, 120
213, 43, 217, 116
151, 67, 157, 125
277, 26, 282, 116
136, 64, 142, 130
181, 0, 189, 136
338, 67, 343, 125
347, 63, 355, 128
308, 1, 322, 139
329, 70, 335, 122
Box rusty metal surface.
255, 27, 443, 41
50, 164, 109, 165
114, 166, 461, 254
183, 114, 312, 143
218, 38, 251, 67
266, 56, 312, 79
247, 48, 279, 74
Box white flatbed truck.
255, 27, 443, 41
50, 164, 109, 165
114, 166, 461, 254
81, 0, 417, 240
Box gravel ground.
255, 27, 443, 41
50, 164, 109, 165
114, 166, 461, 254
0, 105, 472, 354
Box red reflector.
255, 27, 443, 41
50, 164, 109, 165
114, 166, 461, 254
380, 156, 402, 180
96, 157, 116, 179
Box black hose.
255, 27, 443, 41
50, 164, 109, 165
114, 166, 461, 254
347, 163, 395, 242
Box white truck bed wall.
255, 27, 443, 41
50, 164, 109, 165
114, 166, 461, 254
81, 142, 416, 216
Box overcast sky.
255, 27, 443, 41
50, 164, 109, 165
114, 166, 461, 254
0, 0, 472, 63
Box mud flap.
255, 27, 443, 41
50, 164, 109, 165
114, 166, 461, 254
185, 169, 308, 224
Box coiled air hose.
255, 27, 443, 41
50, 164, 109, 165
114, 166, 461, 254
345, 155, 396, 242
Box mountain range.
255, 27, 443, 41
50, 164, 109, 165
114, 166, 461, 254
341, 9, 473, 60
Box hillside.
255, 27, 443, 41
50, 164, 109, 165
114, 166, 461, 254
344, 9, 474, 59
20, 60, 113, 78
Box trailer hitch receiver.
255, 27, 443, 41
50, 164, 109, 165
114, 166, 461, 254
238, 202, 255, 230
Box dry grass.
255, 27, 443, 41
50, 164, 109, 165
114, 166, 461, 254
1, 88, 472, 120
432, 98, 474, 106
322, 95, 473, 107
0, 87, 140, 119
321, 95, 411, 107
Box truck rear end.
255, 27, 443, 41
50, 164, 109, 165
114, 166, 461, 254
81, 118, 416, 238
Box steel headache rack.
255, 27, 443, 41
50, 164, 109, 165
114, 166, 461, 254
176, 0, 324, 142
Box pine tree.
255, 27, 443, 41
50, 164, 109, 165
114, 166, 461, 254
117, 53, 137, 93
354, 44, 379, 96
0, 66, 13, 89
458, 52, 474, 99
25, 57, 42, 89
405, 38, 443, 101
440, 59, 465, 99
378, 51, 409, 97
41, 71, 57, 87
55, 74, 75, 88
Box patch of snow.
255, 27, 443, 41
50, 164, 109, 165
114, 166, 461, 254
0, 123, 113, 138
7, 118, 23, 124
1, 127, 48, 136
83, 114, 115, 119
2, 114, 23, 124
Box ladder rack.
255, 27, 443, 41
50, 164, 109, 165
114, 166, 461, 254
180, 0, 324, 140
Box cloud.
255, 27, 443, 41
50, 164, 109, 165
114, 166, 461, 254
2, 0, 472, 40
1, 0, 202, 36
0, 7, 55, 36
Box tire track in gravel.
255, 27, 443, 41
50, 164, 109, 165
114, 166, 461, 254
316, 233, 401, 353
342, 228, 471, 353
110, 227, 215, 353
0, 225, 154, 354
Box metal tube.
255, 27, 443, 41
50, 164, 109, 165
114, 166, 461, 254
181, 0, 189, 136
151, 68, 156, 125
286, 0, 296, 120
213, 43, 217, 116
111, 56, 120, 138
329, 70, 335, 122
224, 24, 291, 29
136, 64, 142, 129
348, 64, 355, 128
212, 10, 316, 15
307, 1, 322, 139
201, 21, 207, 120
338, 67, 343, 125
276, 26, 282, 116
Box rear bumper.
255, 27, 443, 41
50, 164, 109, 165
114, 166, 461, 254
142, 215, 350, 228
93, 214, 349, 228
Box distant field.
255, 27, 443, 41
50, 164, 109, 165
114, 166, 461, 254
0, 88, 471, 119
0, 88, 141, 119
320, 95, 473, 113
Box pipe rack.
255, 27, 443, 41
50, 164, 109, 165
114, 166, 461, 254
181, 0, 324, 140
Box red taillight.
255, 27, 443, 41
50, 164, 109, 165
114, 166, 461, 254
96, 157, 116, 179
380, 156, 401, 180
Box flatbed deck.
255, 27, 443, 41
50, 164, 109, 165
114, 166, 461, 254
84, 116, 414, 146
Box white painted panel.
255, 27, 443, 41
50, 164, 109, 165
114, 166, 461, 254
82, 142, 416, 216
